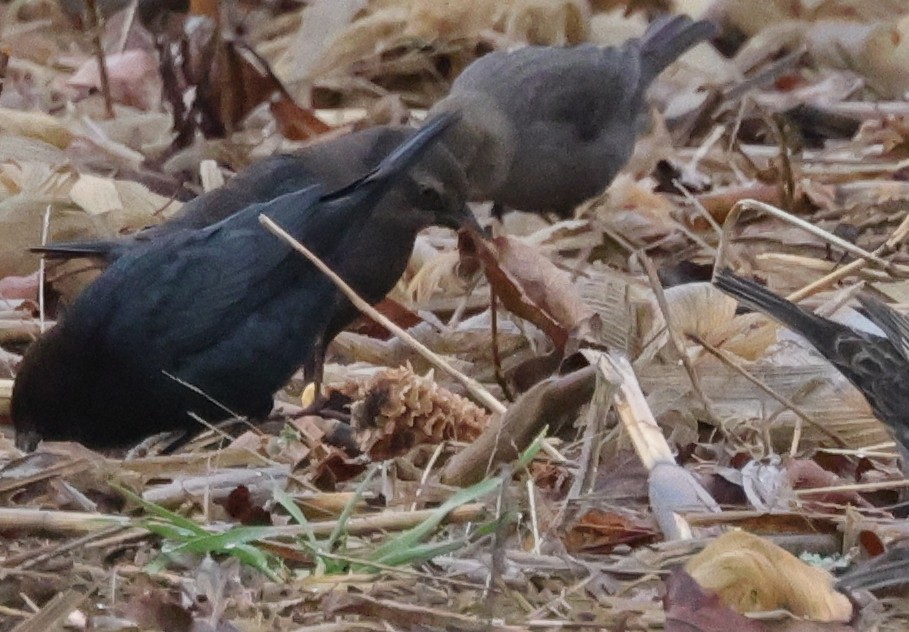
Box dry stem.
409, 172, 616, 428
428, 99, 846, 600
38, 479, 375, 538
258, 214, 505, 415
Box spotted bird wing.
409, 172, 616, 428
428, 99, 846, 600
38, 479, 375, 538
857, 295, 909, 363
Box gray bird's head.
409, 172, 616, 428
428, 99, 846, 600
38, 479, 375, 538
399, 140, 483, 235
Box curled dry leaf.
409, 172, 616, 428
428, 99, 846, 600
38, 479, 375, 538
735, 14, 909, 99
853, 118, 909, 159
270, 95, 334, 141
405, 0, 501, 42
71, 106, 175, 156
589, 8, 648, 46
594, 174, 678, 241
739, 456, 788, 511
644, 282, 778, 360
694, 184, 782, 224
313, 0, 592, 83
223, 485, 273, 526
808, 16, 909, 99
786, 458, 875, 511
498, 0, 590, 46
308, 7, 409, 80
563, 508, 658, 554
275, 0, 367, 82
685, 530, 853, 621
664, 569, 770, 632
441, 365, 596, 486
473, 234, 593, 351
335, 365, 490, 460
403, 234, 467, 303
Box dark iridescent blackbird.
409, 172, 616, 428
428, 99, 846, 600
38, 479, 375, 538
34, 125, 461, 262
13, 113, 479, 451
429, 14, 715, 217
714, 268, 909, 461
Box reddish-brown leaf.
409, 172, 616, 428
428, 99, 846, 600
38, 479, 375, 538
471, 233, 592, 350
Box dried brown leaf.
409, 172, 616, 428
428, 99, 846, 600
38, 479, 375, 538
685, 530, 853, 621
665, 569, 771, 632
563, 508, 658, 553
474, 234, 593, 350
441, 365, 595, 486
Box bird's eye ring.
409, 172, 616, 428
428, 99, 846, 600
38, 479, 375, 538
418, 183, 444, 206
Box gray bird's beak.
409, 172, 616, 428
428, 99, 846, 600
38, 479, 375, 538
445, 204, 484, 235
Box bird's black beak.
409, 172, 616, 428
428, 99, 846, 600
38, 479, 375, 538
443, 204, 484, 235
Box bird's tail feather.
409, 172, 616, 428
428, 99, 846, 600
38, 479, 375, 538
322, 111, 460, 202
638, 14, 715, 87
858, 294, 909, 361
713, 268, 834, 349
30, 240, 120, 261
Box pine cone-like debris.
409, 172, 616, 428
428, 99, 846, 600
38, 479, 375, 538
336, 366, 490, 460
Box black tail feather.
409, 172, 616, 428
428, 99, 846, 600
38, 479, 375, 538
638, 14, 716, 86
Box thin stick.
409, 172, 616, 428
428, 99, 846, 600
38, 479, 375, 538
526, 478, 541, 556
39, 205, 50, 333
793, 479, 909, 495
673, 178, 722, 237
85, 0, 114, 119
0, 48, 10, 101
489, 287, 513, 402
786, 208, 909, 302
693, 336, 847, 447
639, 253, 717, 424
259, 215, 506, 415
716, 199, 909, 276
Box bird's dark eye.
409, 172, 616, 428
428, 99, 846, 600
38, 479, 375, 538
417, 183, 444, 208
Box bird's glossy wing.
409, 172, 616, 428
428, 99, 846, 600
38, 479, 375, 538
159, 153, 324, 232
321, 111, 459, 203
71, 186, 332, 361
857, 295, 909, 364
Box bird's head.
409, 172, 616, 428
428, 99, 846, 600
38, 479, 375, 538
401, 142, 483, 235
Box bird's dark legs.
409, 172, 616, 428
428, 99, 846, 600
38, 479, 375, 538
300, 346, 326, 414
298, 345, 350, 421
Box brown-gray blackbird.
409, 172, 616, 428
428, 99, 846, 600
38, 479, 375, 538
13, 113, 479, 451
714, 268, 909, 463
429, 14, 715, 217
34, 125, 463, 263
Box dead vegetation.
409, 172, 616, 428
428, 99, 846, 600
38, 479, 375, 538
4, 0, 909, 630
